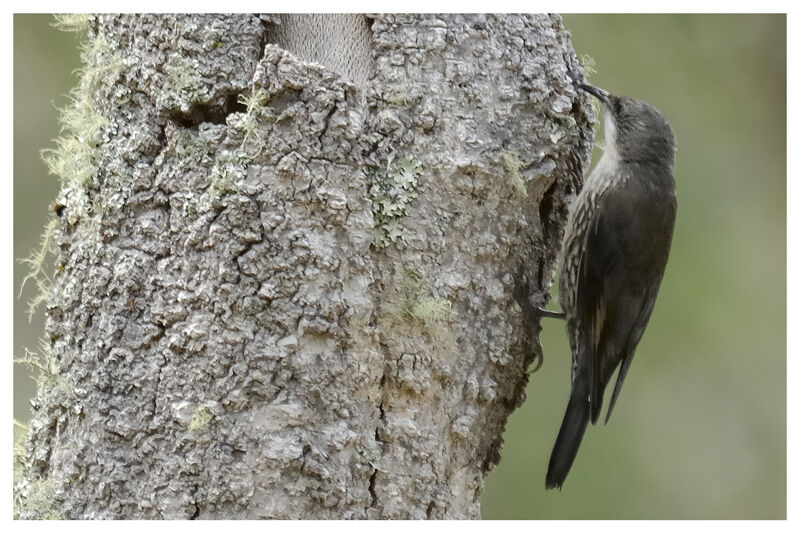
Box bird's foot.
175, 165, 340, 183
535, 307, 565, 320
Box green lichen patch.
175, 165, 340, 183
41, 20, 123, 226
52, 13, 92, 33
383, 85, 414, 107
409, 295, 454, 326
13, 420, 28, 484
14, 477, 63, 520
18, 217, 59, 321
580, 54, 598, 79
188, 407, 214, 432
163, 53, 205, 108
79, 34, 125, 87
183, 85, 278, 214
41, 98, 108, 205
500, 149, 528, 198
14, 417, 62, 519
385, 272, 455, 330
175, 129, 209, 166
238, 87, 270, 150
368, 157, 422, 249
196, 150, 248, 212
14, 340, 72, 395
59, 34, 125, 124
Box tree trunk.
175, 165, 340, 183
16, 13, 594, 519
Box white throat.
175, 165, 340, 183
602, 111, 618, 161
585, 111, 621, 189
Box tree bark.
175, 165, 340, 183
17, 13, 594, 519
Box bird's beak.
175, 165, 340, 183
578, 84, 610, 105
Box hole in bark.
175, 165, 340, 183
539, 178, 560, 245
536, 259, 545, 290
256, 16, 271, 61
368, 470, 378, 506
156, 122, 167, 147
169, 93, 246, 128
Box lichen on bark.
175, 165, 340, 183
17, 14, 594, 519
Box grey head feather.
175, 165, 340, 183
605, 95, 676, 171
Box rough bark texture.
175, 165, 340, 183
18, 14, 594, 519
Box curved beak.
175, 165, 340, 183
578, 84, 610, 105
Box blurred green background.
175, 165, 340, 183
14, 16, 81, 418
14, 14, 785, 519
483, 14, 786, 519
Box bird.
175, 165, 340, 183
545, 84, 677, 490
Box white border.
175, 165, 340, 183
3, 5, 792, 529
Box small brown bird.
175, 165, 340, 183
545, 85, 677, 489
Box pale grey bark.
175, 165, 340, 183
17, 14, 594, 519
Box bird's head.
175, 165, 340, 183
580, 84, 676, 169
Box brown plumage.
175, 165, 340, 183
545, 85, 677, 489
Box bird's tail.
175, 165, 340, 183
545, 379, 590, 490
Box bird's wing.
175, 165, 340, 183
575, 213, 612, 425
576, 183, 676, 424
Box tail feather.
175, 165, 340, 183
545, 380, 590, 489
604, 353, 633, 424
